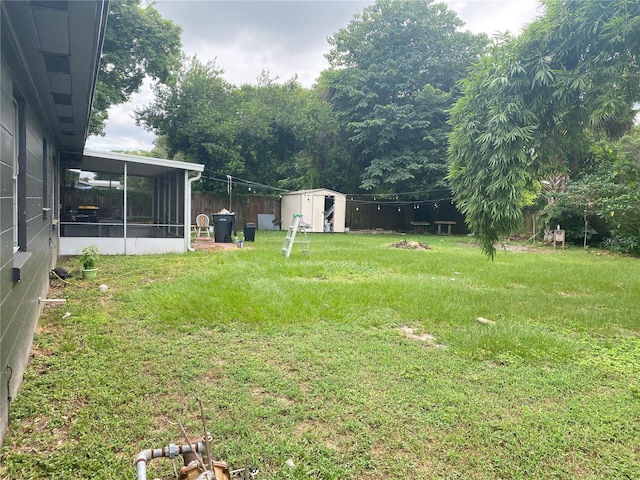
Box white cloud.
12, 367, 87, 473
86, 79, 156, 151
451, 0, 543, 36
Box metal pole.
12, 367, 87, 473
124, 161, 128, 255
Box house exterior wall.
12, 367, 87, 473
0, 56, 59, 446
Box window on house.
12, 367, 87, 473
14, 97, 26, 252
12, 99, 19, 252
52, 150, 59, 219
43, 137, 48, 210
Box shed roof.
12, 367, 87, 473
284, 188, 345, 197
81, 149, 204, 177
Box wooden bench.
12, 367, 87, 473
410, 221, 430, 233
435, 220, 456, 235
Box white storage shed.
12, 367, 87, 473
281, 189, 347, 233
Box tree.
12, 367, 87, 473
136, 64, 350, 193
569, 128, 640, 255
90, 0, 182, 135
448, 0, 640, 257
234, 74, 352, 191
234, 75, 314, 189
136, 57, 241, 191
592, 127, 640, 256
322, 0, 487, 193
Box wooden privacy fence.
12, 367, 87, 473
194, 193, 469, 234
191, 192, 281, 228
345, 196, 467, 234
65, 190, 469, 234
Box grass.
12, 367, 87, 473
1, 232, 639, 479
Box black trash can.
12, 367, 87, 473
212, 213, 236, 243
244, 223, 256, 242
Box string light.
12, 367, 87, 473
195, 170, 459, 211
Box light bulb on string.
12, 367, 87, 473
377, 205, 381, 211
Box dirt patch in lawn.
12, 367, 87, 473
399, 326, 445, 348
457, 241, 555, 253
391, 240, 431, 250
192, 238, 240, 251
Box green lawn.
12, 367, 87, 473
2, 232, 639, 479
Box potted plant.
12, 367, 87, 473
79, 245, 99, 279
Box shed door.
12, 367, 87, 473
333, 195, 346, 232
312, 195, 325, 232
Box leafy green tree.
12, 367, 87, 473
571, 128, 640, 255
136, 57, 241, 191
90, 0, 182, 135
448, 0, 640, 257
322, 0, 487, 193
234, 74, 312, 189
234, 74, 352, 191
137, 63, 350, 193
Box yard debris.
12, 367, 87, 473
50, 266, 70, 285
38, 297, 66, 305
350, 229, 397, 234
98, 284, 108, 292
391, 240, 431, 250
476, 317, 496, 325
399, 326, 445, 348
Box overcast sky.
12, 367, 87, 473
85, 0, 543, 152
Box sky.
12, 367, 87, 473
85, 0, 543, 152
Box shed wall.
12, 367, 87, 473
281, 189, 347, 233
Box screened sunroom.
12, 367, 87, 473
59, 149, 204, 255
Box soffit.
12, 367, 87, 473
1, 1, 108, 159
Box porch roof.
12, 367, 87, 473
81, 149, 204, 177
